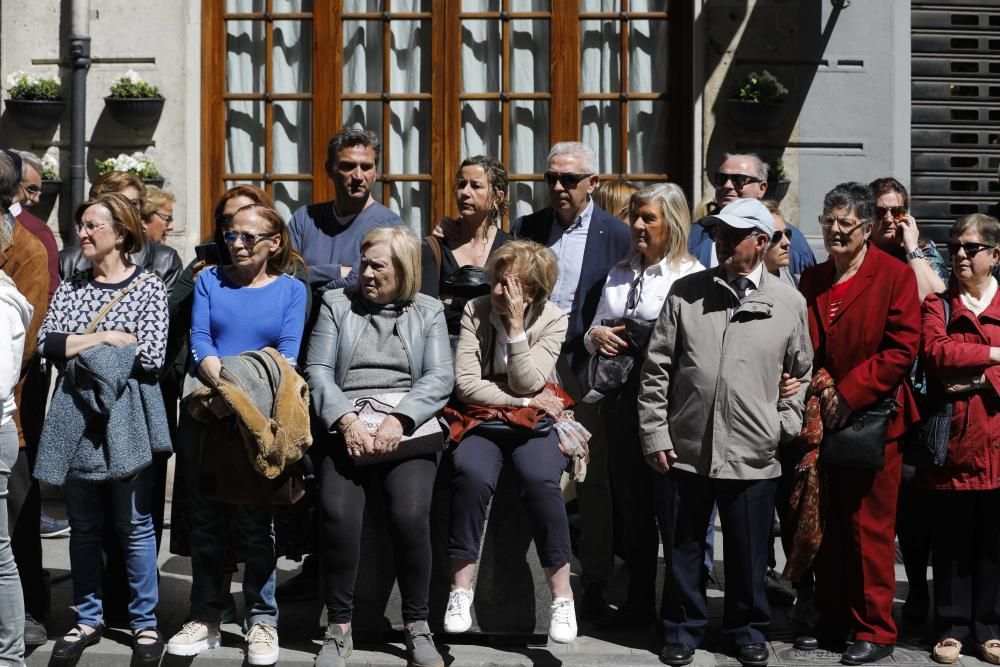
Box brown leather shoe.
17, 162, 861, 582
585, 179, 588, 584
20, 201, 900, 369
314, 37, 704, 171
981, 639, 1000, 665
931, 638, 962, 664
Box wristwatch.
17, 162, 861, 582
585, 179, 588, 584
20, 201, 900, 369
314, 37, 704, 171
906, 247, 926, 261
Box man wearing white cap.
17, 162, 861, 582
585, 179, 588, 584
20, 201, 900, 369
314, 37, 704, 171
637, 198, 813, 667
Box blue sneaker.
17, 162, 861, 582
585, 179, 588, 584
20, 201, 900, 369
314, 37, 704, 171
40, 513, 71, 538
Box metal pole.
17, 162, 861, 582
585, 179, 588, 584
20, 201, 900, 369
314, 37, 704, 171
68, 1, 91, 238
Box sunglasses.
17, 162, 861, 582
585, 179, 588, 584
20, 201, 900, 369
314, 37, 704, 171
875, 205, 907, 219
222, 230, 275, 246
711, 172, 762, 190
770, 229, 792, 246
707, 224, 762, 242
543, 171, 592, 189
947, 242, 996, 258
625, 274, 643, 312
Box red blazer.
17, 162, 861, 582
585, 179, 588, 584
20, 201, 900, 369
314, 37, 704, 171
799, 244, 920, 441
917, 288, 1000, 490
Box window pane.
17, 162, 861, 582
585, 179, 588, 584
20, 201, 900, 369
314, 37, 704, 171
226, 101, 264, 174
344, 0, 381, 9
580, 0, 618, 10
226, 0, 264, 11
388, 181, 429, 235
629, 18, 667, 93
510, 100, 550, 174
343, 21, 383, 93
393, 0, 432, 10
511, 0, 550, 9
461, 101, 501, 162
462, 0, 497, 9
580, 100, 620, 173
273, 181, 313, 222
273, 102, 312, 174
510, 181, 549, 221
226, 20, 265, 94
461, 21, 501, 94
630, 0, 667, 10
388, 101, 429, 174
390, 20, 431, 93
273, 20, 313, 93
273, 0, 314, 10
511, 20, 549, 93
342, 101, 383, 136
580, 20, 621, 92
628, 100, 666, 174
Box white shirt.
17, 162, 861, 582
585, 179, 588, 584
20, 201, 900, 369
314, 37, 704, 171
0, 275, 32, 426
724, 262, 765, 299
584, 254, 704, 354
547, 200, 594, 315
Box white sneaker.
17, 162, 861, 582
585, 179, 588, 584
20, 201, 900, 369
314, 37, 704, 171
246, 623, 280, 665
166, 620, 221, 656
548, 597, 577, 644
443, 587, 474, 633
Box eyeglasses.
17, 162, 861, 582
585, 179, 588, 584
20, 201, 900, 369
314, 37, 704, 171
818, 215, 865, 232
75, 222, 109, 234
153, 211, 174, 224
711, 172, 762, 190
222, 230, 275, 246
947, 242, 996, 258
625, 274, 643, 312
21, 184, 41, 196
543, 171, 592, 189
875, 205, 907, 219
707, 225, 761, 242
770, 229, 792, 246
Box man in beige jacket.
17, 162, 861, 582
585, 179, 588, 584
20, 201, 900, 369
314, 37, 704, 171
637, 198, 812, 667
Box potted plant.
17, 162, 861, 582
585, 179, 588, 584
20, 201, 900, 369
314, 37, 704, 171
767, 157, 791, 202
95, 151, 163, 187
726, 70, 789, 131
104, 70, 164, 129
40, 152, 61, 198
3, 70, 65, 129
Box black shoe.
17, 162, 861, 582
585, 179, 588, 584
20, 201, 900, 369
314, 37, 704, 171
23, 613, 48, 647
51, 624, 102, 664
596, 604, 656, 631
132, 627, 165, 665
841, 640, 894, 665
275, 556, 319, 601
794, 635, 819, 651
578, 583, 611, 621
763, 569, 795, 607
660, 642, 695, 666
738, 642, 770, 667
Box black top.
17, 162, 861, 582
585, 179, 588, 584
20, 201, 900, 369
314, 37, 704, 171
419, 228, 513, 335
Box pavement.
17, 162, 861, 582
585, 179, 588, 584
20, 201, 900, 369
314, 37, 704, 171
23, 500, 989, 666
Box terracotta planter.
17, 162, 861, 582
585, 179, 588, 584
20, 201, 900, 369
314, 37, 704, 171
104, 95, 165, 129
725, 99, 787, 131
3, 99, 65, 129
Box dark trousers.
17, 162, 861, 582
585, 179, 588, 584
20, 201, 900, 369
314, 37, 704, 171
603, 384, 658, 613
657, 469, 777, 648
449, 430, 572, 568
319, 443, 437, 625
897, 466, 932, 599
931, 489, 1000, 644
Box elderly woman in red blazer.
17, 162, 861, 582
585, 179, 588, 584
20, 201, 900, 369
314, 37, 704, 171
796, 182, 920, 665
919, 213, 1000, 666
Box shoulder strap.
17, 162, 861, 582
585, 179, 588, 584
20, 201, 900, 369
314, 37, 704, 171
425, 234, 442, 274
84, 272, 155, 334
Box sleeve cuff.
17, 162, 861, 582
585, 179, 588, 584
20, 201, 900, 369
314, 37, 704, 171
640, 430, 674, 456
507, 332, 528, 344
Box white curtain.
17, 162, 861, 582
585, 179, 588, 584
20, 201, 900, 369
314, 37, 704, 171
226, 0, 312, 220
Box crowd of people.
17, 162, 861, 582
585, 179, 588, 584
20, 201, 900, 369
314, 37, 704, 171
0, 128, 998, 667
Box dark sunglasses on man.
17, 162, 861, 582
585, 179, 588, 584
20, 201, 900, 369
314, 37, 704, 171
543, 171, 592, 189
707, 224, 762, 242
875, 205, 907, 220
711, 172, 762, 190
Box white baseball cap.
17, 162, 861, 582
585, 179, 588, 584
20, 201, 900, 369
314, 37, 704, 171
705, 198, 775, 237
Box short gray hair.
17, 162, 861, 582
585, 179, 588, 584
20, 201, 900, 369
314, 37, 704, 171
547, 142, 598, 174
721, 152, 768, 182
11, 150, 42, 179
822, 182, 875, 226
326, 126, 381, 167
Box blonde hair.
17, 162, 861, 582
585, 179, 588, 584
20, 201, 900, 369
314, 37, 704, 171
486, 240, 558, 301
593, 179, 638, 221
141, 186, 175, 222
360, 226, 422, 303
629, 183, 693, 268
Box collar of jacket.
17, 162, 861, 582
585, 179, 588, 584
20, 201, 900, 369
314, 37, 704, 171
712, 265, 775, 317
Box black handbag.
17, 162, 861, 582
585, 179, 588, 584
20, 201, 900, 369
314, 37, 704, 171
471, 414, 556, 439
905, 295, 953, 467
821, 389, 901, 470
580, 317, 656, 403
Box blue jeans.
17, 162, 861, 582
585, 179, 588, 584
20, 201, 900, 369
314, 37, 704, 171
64, 463, 158, 631
0, 420, 25, 664
178, 411, 278, 627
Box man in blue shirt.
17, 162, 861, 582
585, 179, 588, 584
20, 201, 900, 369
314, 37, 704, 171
690, 153, 815, 279
512, 141, 632, 622
288, 127, 402, 298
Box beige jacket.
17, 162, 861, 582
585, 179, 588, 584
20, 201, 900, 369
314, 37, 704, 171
454, 295, 568, 406
637, 266, 812, 480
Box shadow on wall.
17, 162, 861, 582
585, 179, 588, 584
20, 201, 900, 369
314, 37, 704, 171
700, 0, 848, 188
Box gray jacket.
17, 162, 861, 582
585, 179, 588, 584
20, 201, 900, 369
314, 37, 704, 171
35, 343, 171, 485
304, 289, 454, 435
637, 266, 812, 480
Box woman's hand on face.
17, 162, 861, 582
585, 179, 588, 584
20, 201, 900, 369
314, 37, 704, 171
820, 386, 852, 430
372, 414, 404, 455
779, 372, 801, 399
589, 325, 628, 357
528, 390, 564, 417
897, 214, 921, 253
102, 330, 138, 348
501, 274, 528, 335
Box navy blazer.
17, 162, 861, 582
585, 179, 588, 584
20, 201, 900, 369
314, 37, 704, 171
511, 203, 632, 368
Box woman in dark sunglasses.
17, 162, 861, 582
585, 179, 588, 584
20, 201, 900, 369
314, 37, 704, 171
918, 213, 1000, 665
762, 200, 797, 288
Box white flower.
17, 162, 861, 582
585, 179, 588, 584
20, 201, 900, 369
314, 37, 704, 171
5, 70, 25, 89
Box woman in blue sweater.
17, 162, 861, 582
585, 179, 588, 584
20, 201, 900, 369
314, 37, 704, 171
166, 204, 306, 666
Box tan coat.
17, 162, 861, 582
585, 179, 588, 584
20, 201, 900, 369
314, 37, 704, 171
454, 295, 568, 406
